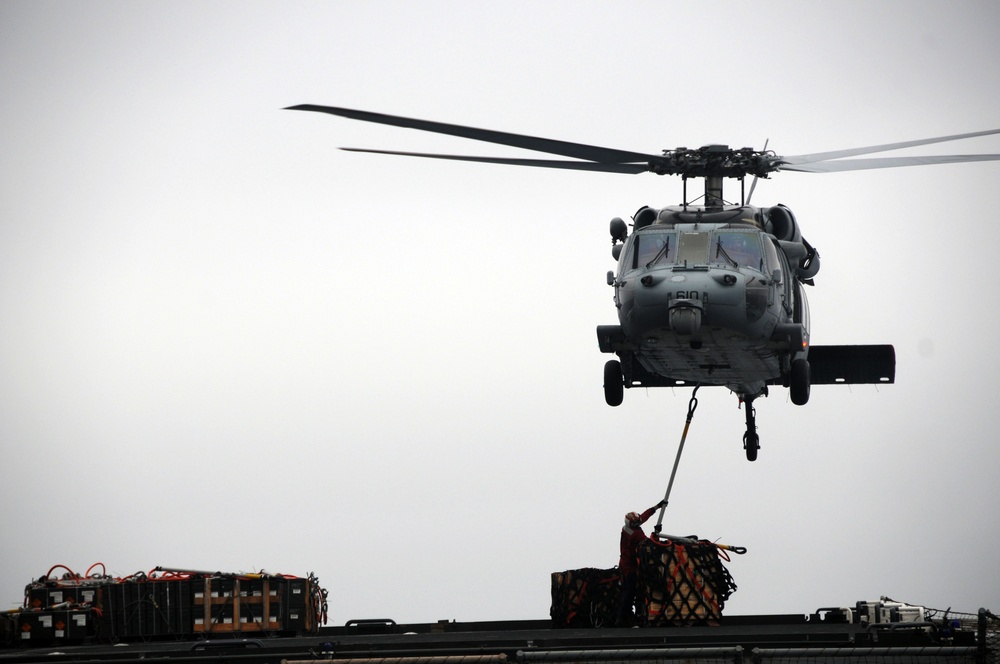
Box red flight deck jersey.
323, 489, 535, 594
618, 506, 657, 575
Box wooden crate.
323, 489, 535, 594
192, 576, 314, 634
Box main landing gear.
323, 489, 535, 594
604, 359, 624, 407
789, 358, 811, 406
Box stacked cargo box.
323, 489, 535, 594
191, 575, 317, 635
550, 538, 737, 628
17, 574, 103, 645
1, 611, 12, 647
8, 566, 327, 647
15, 608, 93, 644
550, 568, 621, 628
636, 538, 737, 627
101, 575, 194, 640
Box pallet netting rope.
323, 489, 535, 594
984, 609, 1000, 664
636, 538, 737, 627
550, 568, 621, 628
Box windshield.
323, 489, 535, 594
712, 232, 763, 271
627, 231, 676, 269
624, 229, 764, 271
677, 232, 710, 265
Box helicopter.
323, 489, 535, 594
287, 105, 1000, 460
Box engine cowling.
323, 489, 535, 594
766, 204, 801, 242
634, 206, 657, 229
766, 204, 820, 281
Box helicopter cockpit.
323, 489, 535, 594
620, 228, 768, 274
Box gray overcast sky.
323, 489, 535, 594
2, 1, 999, 624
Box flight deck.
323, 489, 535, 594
2, 609, 997, 663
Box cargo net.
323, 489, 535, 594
550, 568, 621, 628
923, 606, 1000, 664
550, 539, 737, 629
985, 609, 1000, 664
636, 538, 737, 627
12, 563, 329, 645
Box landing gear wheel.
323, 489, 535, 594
790, 358, 811, 405
742, 395, 759, 462
743, 431, 759, 462
603, 360, 624, 407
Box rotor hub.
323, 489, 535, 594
651, 146, 778, 179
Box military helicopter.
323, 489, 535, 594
287, 105, 1000, 460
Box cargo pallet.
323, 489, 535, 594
5, 568, 326, 647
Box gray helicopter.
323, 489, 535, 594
287, 105, 1000, 460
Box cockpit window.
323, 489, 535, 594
629, 231, 676, 270
677, 232, 710, 265
762, 236, 780, 274
712, 232, 763, 271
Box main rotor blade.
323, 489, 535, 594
340, 147, 652, 173
782, 128, 1000, 165
287, 104, 667, 166
780, 153, 1000, 173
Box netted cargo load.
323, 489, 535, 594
550, 567, 621, 628
1, 612, 14, 647
983, 609, 1000, 664
10, 563, 328, 646
636, 537, 737, 627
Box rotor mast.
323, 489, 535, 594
680, 174, 728, 209
705, 175, 725, 208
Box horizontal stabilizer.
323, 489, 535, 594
809, 344, 895, 385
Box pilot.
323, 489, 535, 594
718, 234, 758, 268
616, 501, 666, 625
636, 236, 666, 266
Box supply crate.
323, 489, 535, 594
550, 568, 621, 628
636, 537, 737, 627
13, 566, 327, 645
101, 578, 193, 640
1, 612, 13, 647
192, 576, 319, 635
24, 581, 99, 610
16, 609, 92, 645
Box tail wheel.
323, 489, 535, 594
743, 431, 759, 462
603, 360, 624, 407
790, 358, 810, 405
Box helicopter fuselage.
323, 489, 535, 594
598, 204, 811, 400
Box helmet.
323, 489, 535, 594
625, 511, 641, 526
